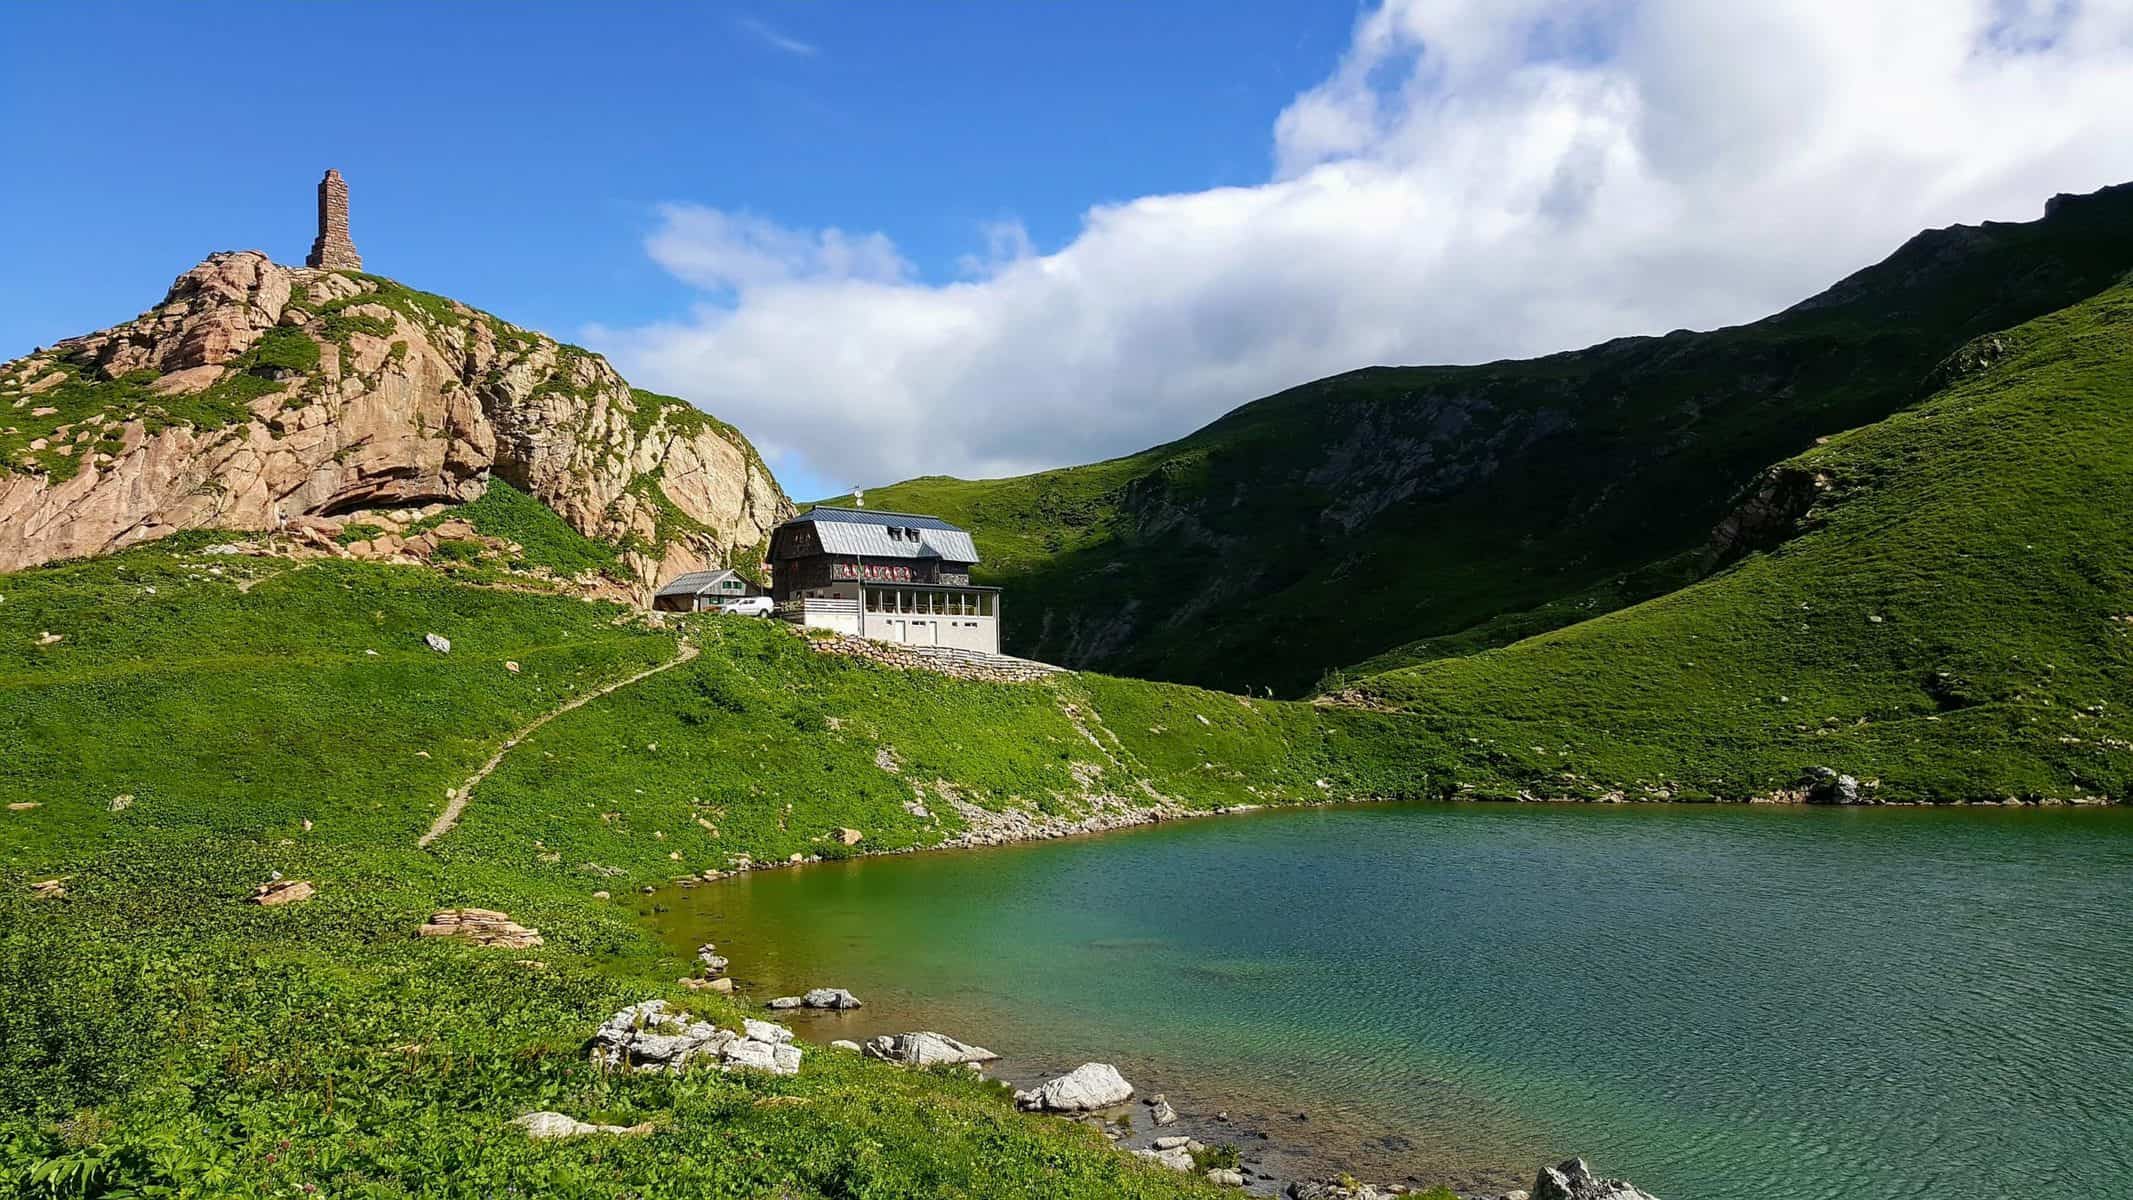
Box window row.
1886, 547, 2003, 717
867, 588, 994, 616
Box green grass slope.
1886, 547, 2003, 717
0, 538, 1443, 1199
849, 183, 2133, 696
1343, 276, 2133, 804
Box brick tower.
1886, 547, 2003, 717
305, 169, 363, 270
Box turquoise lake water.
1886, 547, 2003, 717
652, 802, 2133, 1198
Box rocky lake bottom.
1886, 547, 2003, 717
647, 801, 2133, 1199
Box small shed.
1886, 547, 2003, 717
652, 568, 760, 612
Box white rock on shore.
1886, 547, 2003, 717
1531, 1157, 1660, 1200
588, 1001, 801, 1077
862, 1031, 1000, 1066
1014, 1062, 1134, 1111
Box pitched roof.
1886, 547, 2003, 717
787, 507, 980, 564
653, 568, 746, 598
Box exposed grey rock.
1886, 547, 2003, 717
802, 986, 862, 1009
1207, 1168, 1245, 1187
1014, 1062, 1134, 1111
1138, 1145, 1195, 1172
766, 995, 804, 1009
423, 632, 451, 654
720, 1036, 801, 1075
862, 1031, 1000, 1066
589, 1000, 732, 1073
1150, 1098, 1179, 1126
742, 1018, 794, 1045
1152, 1136, 1190, 1151
1801, 766, 1863, 805
1531, 1157, 1660, 1200
830, 1039, 862, 1052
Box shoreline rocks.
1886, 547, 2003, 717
862, 1031, 999, 1067
768, 986, 864, 1011
1530, 1157, 1659, 1200
1014, 1062, 1134, 1112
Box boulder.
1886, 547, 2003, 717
1531, 1158, 1660, 1200
742, 1018, 794, 1045
767, 996, 804, 1010
417, 907, 542, 948
1800, 766, 1862, 805
720, 1036, 802, 1076
29, 878, 66, 900
801, 986, 863, 1010
834, 827, 864, 846
862, 1031, 1000, 1067
830, 1039, 862, 1052
511, 1111, 652, 1139
424, 633, 451, 654
1207, 1168, 1245, 1187
1150, 1098, 1179, 1126
250, 879, 315, 906
1014, 1062, 1134, 1111
1138, 1145, 1195, 1172
590, 1000, 734, 1073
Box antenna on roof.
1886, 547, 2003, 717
851, 487, 865, 509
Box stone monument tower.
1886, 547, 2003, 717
305, 169, 363, 270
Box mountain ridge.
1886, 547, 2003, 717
847, 182, 2133, 694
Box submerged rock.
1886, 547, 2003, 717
1531, 1157, 1660, 1200
862, 1031, 1000, 1067
1015, 1062, 1134, 1111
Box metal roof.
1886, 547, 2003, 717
788, 507, 980, 563
654, 568, 747, 598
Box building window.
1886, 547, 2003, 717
980, 594, 993, 616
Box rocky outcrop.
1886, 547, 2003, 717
417, 907, 543, 948
1014, 1062, 1133, 1111
861, 1031, 999, 1067
589, 1000, 801, 1076
0, 252, 790, 588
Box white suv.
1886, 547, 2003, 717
718, 595, 775, 617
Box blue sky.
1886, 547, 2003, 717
6, 2, 2133, 501
0, 1, 1354, 497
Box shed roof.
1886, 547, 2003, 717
788, 506, 980, 563
654, 568, 747, 598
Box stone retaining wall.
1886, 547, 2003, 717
799, 629, 1065, 683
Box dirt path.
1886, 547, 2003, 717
417, 640, 700, 848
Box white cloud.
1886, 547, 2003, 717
736, 16, 818, 57
598, 0, 2133, 492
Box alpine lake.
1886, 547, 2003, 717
647, 801, 2133, 1199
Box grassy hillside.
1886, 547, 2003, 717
10, 256, 2133, 1194
1341, 277, 2133, 804
0, 530, 1445, 1199
849, 184, 2133, 695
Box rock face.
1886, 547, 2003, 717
0, 252, 790, 590
861, 1031, 999, 1067
1014, 1062, 1133, 1111
1530, 1158, 1660, 1200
